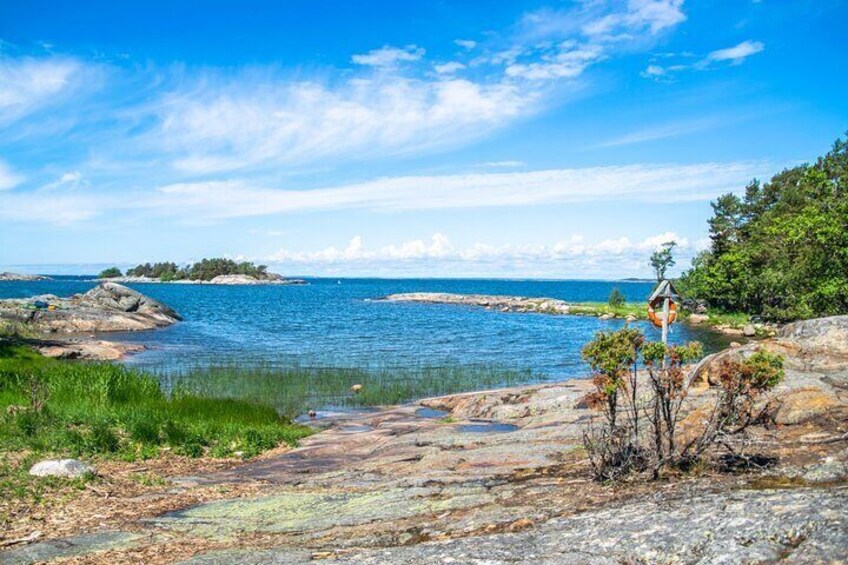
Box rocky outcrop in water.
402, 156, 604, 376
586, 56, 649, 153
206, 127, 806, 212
0, 272, 51, 281
382, 292, 572, 314
0, 282, 181, 334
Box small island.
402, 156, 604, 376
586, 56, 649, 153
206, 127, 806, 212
0, 272, 52, 281
99, 258, 307, 285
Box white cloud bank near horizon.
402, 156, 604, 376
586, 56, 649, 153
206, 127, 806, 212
248, 231, 705, 278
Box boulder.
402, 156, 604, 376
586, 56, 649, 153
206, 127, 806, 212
773, 388, 842, 425
743, 324, 757, 337
682, 297, 708, 314
81, 282, 180, 320
688, 314, 709, 325
29, 459, 96, 478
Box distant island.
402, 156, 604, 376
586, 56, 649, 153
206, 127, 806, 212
99, 258, 307, 285
0, 272, 51, 281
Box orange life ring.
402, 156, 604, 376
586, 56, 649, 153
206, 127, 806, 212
647, 296, 677, 328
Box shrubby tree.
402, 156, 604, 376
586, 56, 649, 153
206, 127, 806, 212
98, 267, 122, 279
581, 328, 783, 482
649, 241, 676, 282
608, 287, 626, 309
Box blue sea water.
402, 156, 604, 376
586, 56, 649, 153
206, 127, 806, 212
0, 277, 732, 381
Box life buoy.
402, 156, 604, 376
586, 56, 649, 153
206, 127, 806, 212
647, 296, 677, 328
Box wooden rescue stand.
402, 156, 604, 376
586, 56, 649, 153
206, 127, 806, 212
647, 279, 679, 348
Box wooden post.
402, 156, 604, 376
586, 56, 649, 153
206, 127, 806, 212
648, 279, 675, 369
661, 292, 670, 369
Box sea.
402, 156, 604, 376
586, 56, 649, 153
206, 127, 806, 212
0, 276, 733, 383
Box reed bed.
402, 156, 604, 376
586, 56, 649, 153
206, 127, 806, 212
161, 361, 540, 418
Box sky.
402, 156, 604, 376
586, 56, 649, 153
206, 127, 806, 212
1, 0, 846, 278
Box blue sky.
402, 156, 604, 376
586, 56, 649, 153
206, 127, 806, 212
1, 0, 846, 278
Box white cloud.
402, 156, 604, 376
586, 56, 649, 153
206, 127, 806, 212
581, 0, 686, 38
0, 161, 23, 190
643, 40, 765, 80
506, 43, 604, 81
351, 45, 425, 67
706, 40, 765, 63
434, 62, 466, 75
41, 170, 85, 190
454, 39, 477, 50
0, 161, 766, 226
156, 75, 537, 174
597, 117, 723, 147
0, 56, 83, 127
480, 160, 525, 168
494, 1, 685, 82
141, 161, 766, 221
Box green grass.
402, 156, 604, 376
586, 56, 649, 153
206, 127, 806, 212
567, 302, 649, 320
0, 343, 312, 462
167, 362, 537, 418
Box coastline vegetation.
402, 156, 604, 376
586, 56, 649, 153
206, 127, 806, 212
0, 343, 312, 464
679, 136, 848, 321
123, 257, 272, 281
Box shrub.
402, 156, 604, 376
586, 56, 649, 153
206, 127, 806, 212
580, 329, 783, 482
608, 287, 626, 309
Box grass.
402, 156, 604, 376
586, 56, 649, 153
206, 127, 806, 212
167, 362, 538, 418
697, 311, 753, 329
0, 342, 312, 463
567, 301, 649, 320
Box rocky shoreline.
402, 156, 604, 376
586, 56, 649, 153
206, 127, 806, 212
2, 316, 846, 563
0, 282, 181, 360
382, 292, 773, 335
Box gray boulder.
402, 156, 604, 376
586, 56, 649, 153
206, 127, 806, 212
81, 282, 181, 320
29, 459, 96, 478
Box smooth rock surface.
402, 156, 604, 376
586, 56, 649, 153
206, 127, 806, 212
0, 282, 181, 333
249, 486, 848, 564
